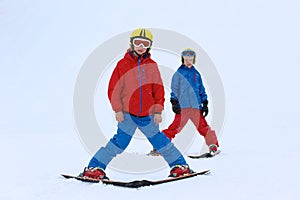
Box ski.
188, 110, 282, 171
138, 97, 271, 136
188, 150, 221, 159
61, 169, 210, 188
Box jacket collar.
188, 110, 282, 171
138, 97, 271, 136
180, 64, 195, 70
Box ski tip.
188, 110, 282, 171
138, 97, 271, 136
188, 150, 221, 159
189, 169, 211, 176
188, 155, 199, 159
197, 169, 210, 174
188, 154, 207, 159
61, 174, 75, 179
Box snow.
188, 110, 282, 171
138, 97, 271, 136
1, 0, 300, 199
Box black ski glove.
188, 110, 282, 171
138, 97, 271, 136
202, 100, 209, 117
171, 98, 181, 114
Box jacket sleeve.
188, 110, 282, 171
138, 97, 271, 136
152, 64, 165, 113
198, 73, 208, 103
107, 61, 124, 112
170, 71, 180, 101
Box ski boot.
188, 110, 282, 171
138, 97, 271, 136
79, 167, 109, 180
169, 165, 194, 177
147, 148, 161, 156
208, 144, 219, 156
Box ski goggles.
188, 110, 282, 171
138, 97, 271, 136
132, 38, 152, 48
181, 50, 195, 57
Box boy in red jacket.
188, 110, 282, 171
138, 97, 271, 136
80, 28, 193, 179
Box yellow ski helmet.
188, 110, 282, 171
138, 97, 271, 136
130, 28, 153, 49
181, 48, 196, 64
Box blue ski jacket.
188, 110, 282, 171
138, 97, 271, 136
170, 65, 208, 110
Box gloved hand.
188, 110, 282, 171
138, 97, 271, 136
171, 98, 181, 114
202, 100, 209, 117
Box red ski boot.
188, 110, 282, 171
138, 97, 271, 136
169, 165, 194, 177
80, 167, 108, 180
208, 144, 219, 156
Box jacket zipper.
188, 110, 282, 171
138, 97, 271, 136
138, 58, 142, 116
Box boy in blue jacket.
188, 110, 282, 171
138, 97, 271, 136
150, 48, 219, 156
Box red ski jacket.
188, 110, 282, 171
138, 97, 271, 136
108, 51, 165, 117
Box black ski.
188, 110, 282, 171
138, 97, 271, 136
61, 169, 210, 188
188, 150, 221, 159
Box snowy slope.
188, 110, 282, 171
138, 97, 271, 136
2, 132, 299, 200
1, 0, 300, 200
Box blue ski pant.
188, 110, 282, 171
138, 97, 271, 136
88, 113, 187, 170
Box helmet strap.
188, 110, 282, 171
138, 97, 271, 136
133, 50, 142, 58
